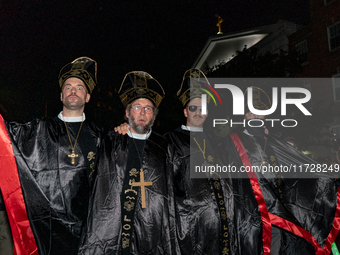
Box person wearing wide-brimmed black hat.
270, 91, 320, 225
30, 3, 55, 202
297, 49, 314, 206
0, 57, 103, 255
79, 71, 179, 254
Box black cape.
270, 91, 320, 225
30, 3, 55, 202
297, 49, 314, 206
5, 116, 102, 255
165, 127, 235, 255
78, 131, 178, 255
223, 131, 340, 254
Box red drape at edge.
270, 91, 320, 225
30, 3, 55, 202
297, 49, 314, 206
230, 133, 272, 255
269, 186, 340, 255
0, 115, 38, 255
230, 133, 340, 255
323, 188, 340, 253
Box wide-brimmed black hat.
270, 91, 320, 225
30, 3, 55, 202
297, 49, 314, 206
118, 71, 165, 107
58, 57, 97, 94
177, 69, 211, 107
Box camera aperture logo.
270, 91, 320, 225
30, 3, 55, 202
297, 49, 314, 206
199, 83, 222, 115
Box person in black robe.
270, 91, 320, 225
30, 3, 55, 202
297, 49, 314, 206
0, 57, 103, 255
165, 69, 234, 255
0, 192, 13, 255
79, 71, 178, 255
223, 87, 340, 254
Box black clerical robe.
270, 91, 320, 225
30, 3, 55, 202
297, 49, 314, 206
0, 115, 102, 255
165, 127, 234, 255
224, 131, 340, 254
78, 131, 178, 255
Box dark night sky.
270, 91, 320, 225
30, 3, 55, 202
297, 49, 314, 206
0, 0, 310, 129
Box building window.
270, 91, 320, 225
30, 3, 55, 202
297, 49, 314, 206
332, 74, 340, 101
296, 40, 308, 64
328, 22, 340, 51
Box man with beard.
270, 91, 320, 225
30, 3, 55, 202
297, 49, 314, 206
0, 57, 103, 255
114, 69, 234, 254
79, 71, 178, 255
165, 69, 234, 255
224, 87, 340, 254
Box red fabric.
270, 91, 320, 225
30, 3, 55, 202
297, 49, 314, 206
230, 133, 272, 255
0, 115, 38, 255
269, 187, 340, 255
323, 187, 340, 253
230, 133, 340, 255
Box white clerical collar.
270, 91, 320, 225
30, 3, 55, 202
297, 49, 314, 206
127, 126, 152, 140
181, 125, 203, 132
58, 112, 86, 122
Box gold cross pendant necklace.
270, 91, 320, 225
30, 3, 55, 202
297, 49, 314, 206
130, 132, 152, 209
132, 169, 152, 208
62, 114, 84, 165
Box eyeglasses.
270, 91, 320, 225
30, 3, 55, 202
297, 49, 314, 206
131, 105, 154, 114
187, 105, 202, 112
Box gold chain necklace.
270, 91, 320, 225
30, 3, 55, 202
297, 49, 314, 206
251, 136, 267, 166
128, 127, 146, 166
129, 129, 152, 209
193, 137, 206, 159
62, 114, 84, 165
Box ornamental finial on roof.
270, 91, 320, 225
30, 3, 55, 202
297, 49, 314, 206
216, 15, 223, 34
